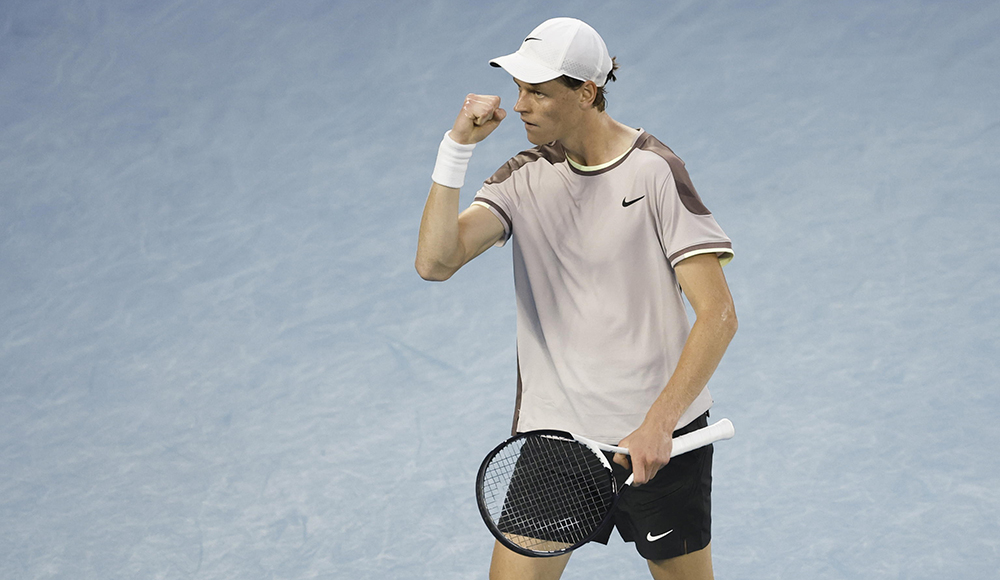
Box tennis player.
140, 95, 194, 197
415, 17, 737, 580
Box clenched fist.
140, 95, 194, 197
451, 94, 507, 145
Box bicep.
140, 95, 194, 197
457, 203, 506, 265
674, 253, 735, 317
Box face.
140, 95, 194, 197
512, 78, 586, 145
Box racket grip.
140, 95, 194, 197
670, 418, 735, 458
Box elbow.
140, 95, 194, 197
414, 257, 455, 281
700, 300, 738, 343
721, 305, 738, 341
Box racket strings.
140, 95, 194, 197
480, 435, 616, 552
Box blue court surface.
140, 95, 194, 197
2, 1, 998, 578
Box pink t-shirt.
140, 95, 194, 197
474, 131, 733, 444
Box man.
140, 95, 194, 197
415, 17, 737, 580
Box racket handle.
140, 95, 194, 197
577, 419, 736, 457
621, 419, 735, 487
670, 418, 735, 457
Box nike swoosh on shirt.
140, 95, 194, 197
622, 196, 645, 207
646, 530, 673, 542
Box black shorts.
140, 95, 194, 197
590, 412, 713, 561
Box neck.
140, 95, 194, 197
560, 112, 638, 167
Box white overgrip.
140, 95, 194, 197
571, 418, 735, 458
670, 418, 735, 458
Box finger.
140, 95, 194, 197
614, 436, 631, 468
631, 460, 647, 486
474, 103, 503, 127
464, 106, 492, 127
460, 96, 483, 120
465, 95, 502, 125
470, 94, 501, 109
479, 108, 506, 130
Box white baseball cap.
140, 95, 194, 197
489, 18, 613, 87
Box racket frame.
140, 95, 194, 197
475, 429, 620, 557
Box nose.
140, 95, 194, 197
513, 91, 529, 113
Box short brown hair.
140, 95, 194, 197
557, 57, 619, 112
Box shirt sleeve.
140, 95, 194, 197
473, 182, 514, 248
656, 166, 734, 268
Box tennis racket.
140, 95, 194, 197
475, 418, 735, 557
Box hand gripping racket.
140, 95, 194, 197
475, 418, 735, 557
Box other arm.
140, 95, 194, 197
616, 252, 738, 484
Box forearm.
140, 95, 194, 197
415, 182, 464, 281
646, 303, 738, 433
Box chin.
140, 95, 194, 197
522, 123, 544, 144
524, 130, 549, 146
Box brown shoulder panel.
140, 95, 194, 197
485, 142, 567, 185
636, 133, 712, 216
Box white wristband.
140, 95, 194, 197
431, 131, 476, 189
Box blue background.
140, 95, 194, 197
2, 1, 998, 578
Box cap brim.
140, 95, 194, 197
489, 52, 563, 85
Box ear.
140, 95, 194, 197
578, 80, 599, 109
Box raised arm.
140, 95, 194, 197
415, 94, 508, 281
